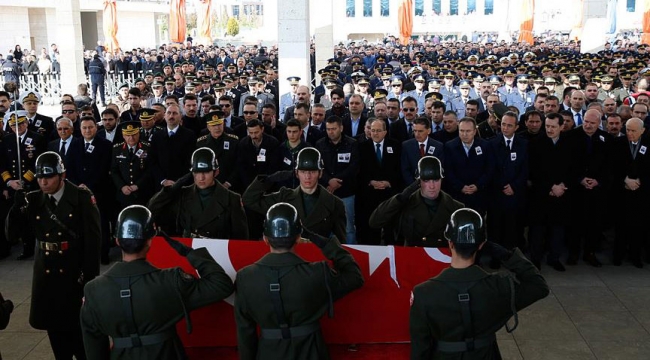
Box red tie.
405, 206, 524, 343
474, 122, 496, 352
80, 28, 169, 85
419, 143, 425, 157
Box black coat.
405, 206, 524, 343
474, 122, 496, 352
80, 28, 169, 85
47, 137, 84, 185
443, 137, 494, 213
236, 134, 280, 191
149, 126, 196, 188
488, 135, 529, 210
389, 119, 413, 144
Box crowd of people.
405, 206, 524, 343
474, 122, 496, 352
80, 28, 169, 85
1, 35, 650, 270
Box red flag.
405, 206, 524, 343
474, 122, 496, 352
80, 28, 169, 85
170, 0, 187, 44
398, 0, 413, 46
517, 0, 535, 45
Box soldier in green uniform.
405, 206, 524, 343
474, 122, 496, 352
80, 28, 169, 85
235, 202, 364, 360
410, 208, 549, 359
80, 205, 234, 359
147, 147, 249, 239
369, 156, 464, 247
242, 147, 347, 242
7, 152, 101, 359
110, 122, 153, 209
195, 110, 239, 189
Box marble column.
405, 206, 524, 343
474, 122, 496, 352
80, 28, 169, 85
278, 0, 311, 96
313, 1, 333, 86
56, 0, 86, 94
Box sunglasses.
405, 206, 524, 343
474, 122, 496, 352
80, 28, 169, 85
402, 108, 417, 112
62, 110, 76, 114
243, 111, 257, 115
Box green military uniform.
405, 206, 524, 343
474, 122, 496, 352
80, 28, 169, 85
409, 249, 549, 359
110, 141, 153, 207
148, 181, 249, 239
597, 88, 617, 102
369, 190, 463, 247
611, 86, 632, 105
196, 132, 239, 187
7, 180, 101, 331
80, 247, 234, 359
235, 238, 364, 360
242, 176, 347, 242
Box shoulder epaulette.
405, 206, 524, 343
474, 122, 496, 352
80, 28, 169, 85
113, 142, 124, 148
197, 134, 209, 142
226, 133, 239, 140
140, 141, 151, 146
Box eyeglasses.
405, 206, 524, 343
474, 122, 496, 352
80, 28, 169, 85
62, 110, 75, 114
403, 108, 417, 112
243, 111, 257, 115
57, 127, 72, 131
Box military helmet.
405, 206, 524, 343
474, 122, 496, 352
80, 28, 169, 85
416, 156, 443, 181
263, 202, 302, 239
35, 151, 66, 178
190, 147, 218, 172
444, 208, 485, 245
295, 147, 324, 171
115, 205, 156, 241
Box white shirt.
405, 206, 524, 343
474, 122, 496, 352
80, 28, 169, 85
503, 135, 514, 150
105, 129, 116, 142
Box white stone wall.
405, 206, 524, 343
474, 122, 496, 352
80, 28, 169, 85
0, 7, 31, 57
115, 12, 157, 50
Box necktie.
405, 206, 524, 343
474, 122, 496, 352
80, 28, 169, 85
506, 139, 511, 150
48, 196, 57, 211
408, 122, 413, 136
376, 143, 382, 162
169, 130, 174, 137
129, 147, 134, 158
419, 143, 425, 157
575, 113, 582, 126
522, 93, 526, 101
85, 142, 90, 151
435, 124, 441, 132
59, 140, 67, 156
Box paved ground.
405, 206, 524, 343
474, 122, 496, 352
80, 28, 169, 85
1, 240, 649, 360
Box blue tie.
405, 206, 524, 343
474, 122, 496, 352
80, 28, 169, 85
575, 113, 582, 126
376, 143, 382, 163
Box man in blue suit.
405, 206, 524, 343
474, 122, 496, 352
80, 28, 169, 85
401, 117, 443, 186
487, 110, 528, 268
443, 117, 493, 215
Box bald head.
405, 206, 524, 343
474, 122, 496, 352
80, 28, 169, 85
296, 85, 311, 104
583, 109, 602, 136
626, 117, 646, 143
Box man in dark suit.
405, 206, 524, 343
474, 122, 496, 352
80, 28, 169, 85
401, 117, 444, 185
293, 102, 323, 146
283, 85, 311, 122
612, 117, 650, 268
48, 117, 83, 185
565, 109, 611, 267
148, 103, 196, 191
528, 112, 578, 272
432, 110, 460, 143
96, 108, 123, 144
218, 95, 244, 133
487, 110, 528, 268
389, 96, 419, 143
342, 94, 368, 138
443, 117, 493, 215
568, 90, 586, 127
75, 116, 114, 264
357, 118, 402, 245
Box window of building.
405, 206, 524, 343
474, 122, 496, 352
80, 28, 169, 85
433, 0, 441, 15
364, 0, 373, 16
484, 0, 494, 15
450, 0, 458, 15
256, 5, 263, 15
232, 5, 240, 19
415, 0, 423, 16
467, 0, 476, 14
347, 0, 355, 17
381, 0, 389, 16
626, 0, 636, 12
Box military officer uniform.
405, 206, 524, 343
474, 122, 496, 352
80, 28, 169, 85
196, 132, 240, 188
80, 205, 235, 360
20, 92, 55, 137
7, 152, 100, 360
110, 138, 153, 208
235, 203, 363, 360
242, 175, 347, 243
369, 156, 463, 247
1, 114, 46, 192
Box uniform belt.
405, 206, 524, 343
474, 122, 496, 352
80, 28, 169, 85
38, 241, 69, 251
260, 322, 320, 339
436, 333, 496, 353
111, 329, 175, 349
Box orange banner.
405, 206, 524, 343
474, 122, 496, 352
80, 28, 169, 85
102, 0, 120, 52
570, 0, 584, 41
197, 0, 213, 46
398, 0, 413, 46
170, 0, 187, 44
642, 0, 650, 45
517, 0, 535, 45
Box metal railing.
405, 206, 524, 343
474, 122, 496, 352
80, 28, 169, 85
0, 70, 161, 104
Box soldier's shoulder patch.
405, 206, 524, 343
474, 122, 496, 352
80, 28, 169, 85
197, 134, 209, 142
113, 142, 124, 148
226, 133, 239, 140
178, 268, 195, 282
140, 141, 151, 147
